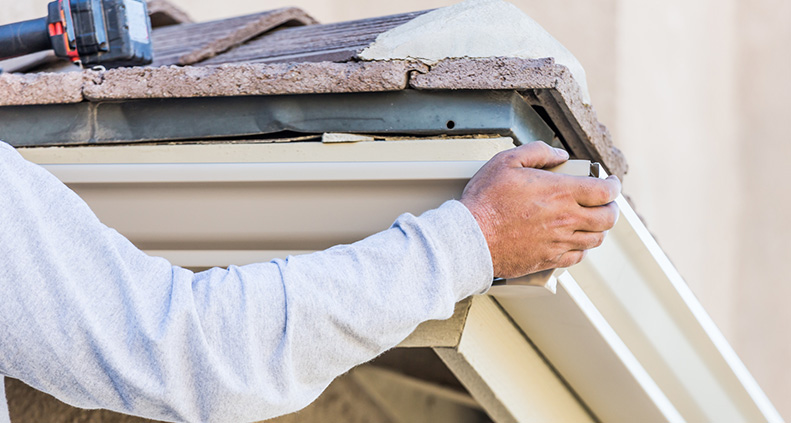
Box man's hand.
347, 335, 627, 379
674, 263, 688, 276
461, 142, 621, 279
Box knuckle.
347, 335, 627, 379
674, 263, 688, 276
593, 232, 606, 247
494, 148, 514, 159
553, 214, 570, 228
546, 246, 565, 262
606, 204, 620, 227
611, 181, 622, 198
555, 211, 579, 228
532, 140, 550, 150
527, 141, 553, 156
595, 185, 612, 204
559, 251, 584, 268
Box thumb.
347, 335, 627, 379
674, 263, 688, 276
505, 141, 569, 169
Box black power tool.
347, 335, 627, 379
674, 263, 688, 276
0, 0, 153, 68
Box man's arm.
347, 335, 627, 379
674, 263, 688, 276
0, 141, 492, 422
0, 140, 619, 422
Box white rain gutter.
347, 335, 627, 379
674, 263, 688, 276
35, 146, 781, 423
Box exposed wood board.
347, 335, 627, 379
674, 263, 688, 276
491, 275, 682, 423
201, 11, 428, 66
436, 296, 594, 423
566, 194, 783, 423
350, 365, 488, 423
398, 298, 471, 348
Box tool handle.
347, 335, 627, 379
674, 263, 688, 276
0, 17, 51, 60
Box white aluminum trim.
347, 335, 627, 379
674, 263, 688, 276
42, 161, 488, 184
33, 148, 780, 421
568, 195, 783, 423
492, 272, 683, 423
557, 271, 684, 422
437, 296, 595, 423
620, 195, 782, 420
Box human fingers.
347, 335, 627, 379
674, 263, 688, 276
495, 141, 569, 169
576, 201, 620, 232
565, 230, 607, 251
571, 174, 621, 207
553, 250, 588, 269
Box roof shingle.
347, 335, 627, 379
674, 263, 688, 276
152, 8, 318, 67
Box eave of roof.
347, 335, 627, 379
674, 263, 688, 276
0, 2, 626, 177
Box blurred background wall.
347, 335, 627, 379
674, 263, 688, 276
2, 0, 789, 419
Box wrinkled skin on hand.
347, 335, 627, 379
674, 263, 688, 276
461, 141, 622, 279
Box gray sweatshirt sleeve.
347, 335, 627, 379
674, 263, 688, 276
0, 141, 493, 423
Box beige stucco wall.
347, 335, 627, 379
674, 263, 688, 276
2, 0, 789, 419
